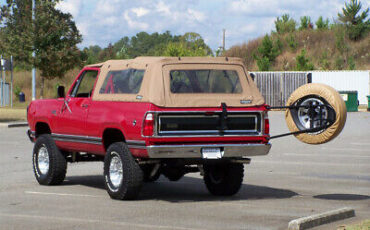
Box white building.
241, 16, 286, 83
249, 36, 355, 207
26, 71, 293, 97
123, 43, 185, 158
310, 71, 369, 105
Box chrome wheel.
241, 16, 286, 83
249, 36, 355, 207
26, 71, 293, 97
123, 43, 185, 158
297, 98, 328, 129
109, 153, 123, 188
37, 145, 49, 175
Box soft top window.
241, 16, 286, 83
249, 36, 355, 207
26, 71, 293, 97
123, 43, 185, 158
100, 69, 145, 94
170, 70, 243, 94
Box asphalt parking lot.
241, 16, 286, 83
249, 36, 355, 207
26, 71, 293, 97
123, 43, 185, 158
0, 112, 369, 230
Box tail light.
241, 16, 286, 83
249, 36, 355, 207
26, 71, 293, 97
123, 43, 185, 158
143, 113, 154, 136
264, 113, 270, 135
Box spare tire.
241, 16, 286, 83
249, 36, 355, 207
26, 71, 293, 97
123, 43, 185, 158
285, 83, 346, 144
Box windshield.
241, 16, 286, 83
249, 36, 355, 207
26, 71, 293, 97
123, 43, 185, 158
170, 70, 243, 94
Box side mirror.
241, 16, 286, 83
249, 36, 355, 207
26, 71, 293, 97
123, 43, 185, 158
57, 86, 65, 98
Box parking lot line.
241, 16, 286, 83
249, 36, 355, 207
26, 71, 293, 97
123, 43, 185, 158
0, 213, 205, 230
25, 191, 105, 198
282, 152, 370, 158
320, 147, 370, 152
350, 142, 370, 146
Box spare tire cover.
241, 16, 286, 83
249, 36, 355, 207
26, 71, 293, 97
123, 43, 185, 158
285, 83, 347, 144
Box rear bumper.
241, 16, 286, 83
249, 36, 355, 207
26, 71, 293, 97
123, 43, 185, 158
146, 143, 271, 158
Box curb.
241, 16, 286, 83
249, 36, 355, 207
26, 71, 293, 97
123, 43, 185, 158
288, 207, 355, 230
0, 122, 28, 128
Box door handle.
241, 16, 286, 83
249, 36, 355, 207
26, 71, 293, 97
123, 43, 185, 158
82, 104, 89, 108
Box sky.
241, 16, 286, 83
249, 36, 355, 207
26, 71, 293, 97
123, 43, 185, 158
3, 0, 370, 51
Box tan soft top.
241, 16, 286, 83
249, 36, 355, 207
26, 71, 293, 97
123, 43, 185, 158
91, 57, 265, 107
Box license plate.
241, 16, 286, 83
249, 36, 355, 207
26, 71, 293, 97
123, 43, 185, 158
202, 147, 222, 159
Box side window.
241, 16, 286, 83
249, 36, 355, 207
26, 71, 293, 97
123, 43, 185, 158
99, 69, 145, 94
71, 71, 98, 98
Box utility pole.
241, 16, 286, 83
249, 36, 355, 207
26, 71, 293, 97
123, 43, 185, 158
2, 57, 6, 106
32, 0, 36, 100
10, 56, 13, 108
222, 29, 226, 51
0, 55, 3, 106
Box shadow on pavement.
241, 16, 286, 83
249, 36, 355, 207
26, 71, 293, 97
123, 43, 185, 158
63, 175, 298, 202
314, 194, 370, 201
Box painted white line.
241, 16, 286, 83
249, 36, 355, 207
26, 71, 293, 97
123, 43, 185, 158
253, 160, 369, 167
351, 142, 370, 146
0, 213, 204, 230
320, 147, 369, 152
282, 152, 370, 158
25, 191, 105, 198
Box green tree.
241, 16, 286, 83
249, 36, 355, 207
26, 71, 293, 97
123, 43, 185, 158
180, 32, 212, 55
98, 43, 115, 61
0, 0, 33, 68
275, 14, 296, 34
253, 35, 280, 71
163, 42, 190, 56
316, 16, 330, 29
1, 0, 82, 98
338, 0, 370, 40
83, 45, 102, 64
286, 34, 298, 51
295, 49, 314, 71
299, 16, 313, 30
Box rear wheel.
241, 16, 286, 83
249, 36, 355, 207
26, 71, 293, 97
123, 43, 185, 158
104, 142, 143, 200
32, 134, 67, 185
203, 163, 244, 196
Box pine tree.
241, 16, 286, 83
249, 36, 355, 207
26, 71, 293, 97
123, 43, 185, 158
316, 16, 330, 30
275, 14, 296, 34
338, 0, 370, 40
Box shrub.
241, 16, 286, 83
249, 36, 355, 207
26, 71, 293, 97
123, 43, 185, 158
334, 26, 349, 54
14, 85, 21, 96
316, 16, 330, 30
299, 16, 313, 30
296, 49, 315, 71
256, 57, 270, 71
348, 56, 356, 69
253, 35, 280, 71
275, 14, 296, 34
286, 34, 298, 51
335, 56, 345, 70
319, 51, 331, 70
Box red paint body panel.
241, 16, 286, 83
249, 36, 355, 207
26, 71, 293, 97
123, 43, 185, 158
27, 66, 269, 158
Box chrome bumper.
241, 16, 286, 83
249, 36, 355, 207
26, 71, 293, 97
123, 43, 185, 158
146, 143, 271, 158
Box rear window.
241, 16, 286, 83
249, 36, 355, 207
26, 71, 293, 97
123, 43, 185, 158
170, 70, 242, 94
99, 69, 144, 94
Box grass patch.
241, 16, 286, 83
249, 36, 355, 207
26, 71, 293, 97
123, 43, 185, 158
337, 219, 370, 230
0, 107, 27, 122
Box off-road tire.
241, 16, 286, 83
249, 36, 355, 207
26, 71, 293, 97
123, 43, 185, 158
104, 142, 143, 200
32, 134, 67, 185
203, 163, 244, 196
285, 83, 347, 144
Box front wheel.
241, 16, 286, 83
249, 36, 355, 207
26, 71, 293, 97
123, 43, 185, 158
32, 134, 67, 185
104, 142, 143, 200
203, 163, 244, 196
